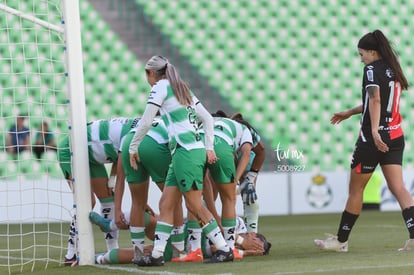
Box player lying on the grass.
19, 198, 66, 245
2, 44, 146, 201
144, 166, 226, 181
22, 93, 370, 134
89, 211, 271, 264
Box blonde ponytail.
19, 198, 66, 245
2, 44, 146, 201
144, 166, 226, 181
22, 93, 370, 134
145, 55, 193, 105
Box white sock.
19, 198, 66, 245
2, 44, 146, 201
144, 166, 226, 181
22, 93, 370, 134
188, 228, 202, 251
96, 252, 110, 264
223, 226, 236, 249
187, 220, 202, 251
152, 221, 173, 258
65, 215, 77, 258
244, 200, 259, 233
204, 235, 212, 257
202, 220, 229, 252
101, 201, 119, 250
171, 225, 185, 252
130, 226, 145, 256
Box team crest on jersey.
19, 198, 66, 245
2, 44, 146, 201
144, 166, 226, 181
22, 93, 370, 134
386, 68, 393, 78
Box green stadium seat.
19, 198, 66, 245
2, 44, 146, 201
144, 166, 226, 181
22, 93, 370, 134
40, 150, 59, 177
3, 160, 18, 180
0, 151, 7, 178
21, 159, 42, 180
3, 0, 414, 173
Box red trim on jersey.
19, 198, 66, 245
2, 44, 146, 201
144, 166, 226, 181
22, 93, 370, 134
389, 120, 403, 139
355, 163, 362, 173
388, 82, 403, 140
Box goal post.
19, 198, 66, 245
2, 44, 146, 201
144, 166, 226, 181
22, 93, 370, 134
0, 0, 94, 272
62, 0, 95, 266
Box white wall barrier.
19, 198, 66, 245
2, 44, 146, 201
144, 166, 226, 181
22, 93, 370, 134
2, 170, 414, 223
0, 177, 74, 223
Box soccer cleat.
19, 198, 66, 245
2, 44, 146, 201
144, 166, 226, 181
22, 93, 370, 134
204, 248, 234, 263
233, 248, 243, 259
314, 234, 348, 252
398, 239, 414, 251
64, 254, 77, 266
172, 248, 204, 262
89, 211, 111, 233
133, 255, 164, 266
133, 246, 144, 263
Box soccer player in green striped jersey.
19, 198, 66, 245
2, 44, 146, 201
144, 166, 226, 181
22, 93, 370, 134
181, 113, 253, 261
58, 117, 138, 265
129, 55, 233, 266
111, 118, 184, 262
231, 112, 266, 233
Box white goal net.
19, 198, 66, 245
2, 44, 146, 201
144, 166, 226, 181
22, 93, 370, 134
0, 1, 93, 273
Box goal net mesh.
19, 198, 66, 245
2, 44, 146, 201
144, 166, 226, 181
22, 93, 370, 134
0, 0, 73, 273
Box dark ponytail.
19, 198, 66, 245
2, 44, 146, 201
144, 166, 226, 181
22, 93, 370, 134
230, 112, 256, 132
359, 30, 409, 90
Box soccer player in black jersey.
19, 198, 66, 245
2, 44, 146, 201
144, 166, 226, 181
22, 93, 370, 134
314, 29, 414, 252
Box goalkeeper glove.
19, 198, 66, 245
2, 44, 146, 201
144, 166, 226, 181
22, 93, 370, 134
238, 171, 258, 205
236, 170, 258, 194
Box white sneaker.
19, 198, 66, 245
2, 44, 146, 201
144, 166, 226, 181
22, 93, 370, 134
314, 234, 348, 252
398, 239, 414, 251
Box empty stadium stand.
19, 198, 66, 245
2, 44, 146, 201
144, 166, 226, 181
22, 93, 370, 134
2, 0, 414, 177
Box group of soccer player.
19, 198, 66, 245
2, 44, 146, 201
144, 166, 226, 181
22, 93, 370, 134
59, 28, 414, 267
59, 55, 269, 267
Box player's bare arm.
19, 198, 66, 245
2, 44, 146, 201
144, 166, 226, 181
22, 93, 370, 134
330, 104, 362, 125
367, 86, 388, 152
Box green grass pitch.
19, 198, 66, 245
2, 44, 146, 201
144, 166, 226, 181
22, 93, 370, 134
2, 211, 414, 274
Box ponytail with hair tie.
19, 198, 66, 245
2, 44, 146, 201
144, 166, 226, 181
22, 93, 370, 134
357, 29, 409, 90
357, 32, 379, 51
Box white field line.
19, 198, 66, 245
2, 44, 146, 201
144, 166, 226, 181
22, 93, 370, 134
95, 263, 234, 275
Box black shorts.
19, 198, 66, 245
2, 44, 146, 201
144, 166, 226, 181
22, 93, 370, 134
350, 135, 404, 173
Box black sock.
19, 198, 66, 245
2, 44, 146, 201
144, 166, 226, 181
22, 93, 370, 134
337, 210, 359, 243
402, 206, 414, 238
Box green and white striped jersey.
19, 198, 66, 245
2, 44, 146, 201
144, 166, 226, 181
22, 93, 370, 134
146, 117, 169, 144
148, 79, 204, 151
249, 126, 261, 148
126, 117, 169, 146
87, 117, 138, 164
201, 117, 253, 151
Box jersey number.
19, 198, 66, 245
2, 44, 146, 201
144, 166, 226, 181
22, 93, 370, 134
386, 81, 401, 113
186, 106, 202, 141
